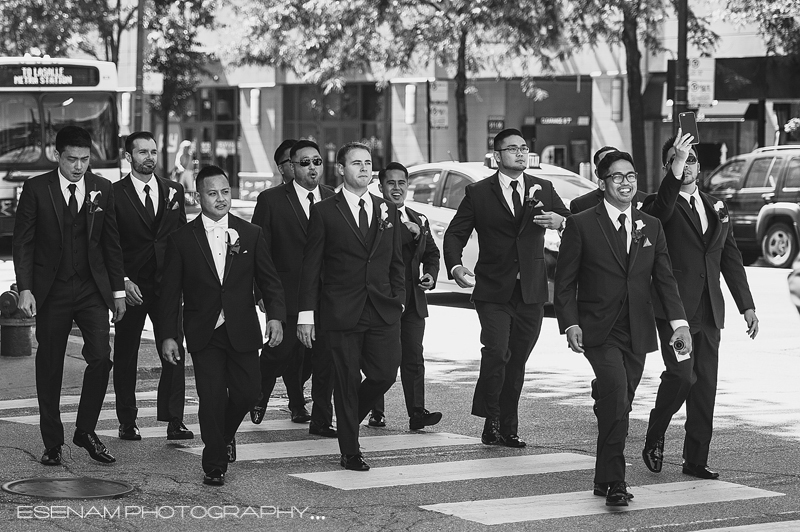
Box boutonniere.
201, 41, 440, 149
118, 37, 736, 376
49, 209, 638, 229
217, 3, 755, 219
86, 190, 103, 214
632, 219, 646, 244
636, 201, 644, 210
418, 214, 428, 234
166, 188, 179, 210
226, 228, 240, 254
713, 200, 729, 223
378, 202, 393, 230
526, 184, 544, 209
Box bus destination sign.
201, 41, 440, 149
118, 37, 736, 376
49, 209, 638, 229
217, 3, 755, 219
0, 65, 100, 87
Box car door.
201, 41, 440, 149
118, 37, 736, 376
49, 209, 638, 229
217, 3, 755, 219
777, 156, 800, 204
730, 156, 785, 248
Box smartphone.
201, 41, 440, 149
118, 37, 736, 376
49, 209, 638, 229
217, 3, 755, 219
679, 112, 700, 145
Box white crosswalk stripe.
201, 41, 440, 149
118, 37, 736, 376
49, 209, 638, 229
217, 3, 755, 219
708, 521, 800, 531
0, 391, 166, 411
95, 419, 305, 439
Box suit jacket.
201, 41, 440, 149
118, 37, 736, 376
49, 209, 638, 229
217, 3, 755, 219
402, 206, 440, 318
570, 187, 650, 215
443, 172, 571, 304
297, 191, 405, 331
12, 169, 124, 310
160, 214, 286, 353
641, 172, 754, 328
251, 182, 335, 316
113, 174, 186, 287
554, 203, 686, 354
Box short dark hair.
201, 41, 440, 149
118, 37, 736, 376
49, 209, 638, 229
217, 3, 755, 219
55, 126, 92, 153
125, 131, 156, 155
597, 151, 635, 180
290, 139, 320, 159
274, 139, 297, 165
593, 146, 618, 166
661, 135, 677, 165
196, 165, 228, 192
336, 141, 370, 166
378, 162, 408, 183
493, 128, 524, 151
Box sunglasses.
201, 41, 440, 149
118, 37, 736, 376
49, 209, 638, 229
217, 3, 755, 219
665, 154, 698, 168
293, 157, 324, 167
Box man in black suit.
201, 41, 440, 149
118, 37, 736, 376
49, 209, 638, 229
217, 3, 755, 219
641, 132, 758, 479
297, 142, 404, 471
250, 140, 336, 436
443, 128, 570, 447
112, 131, 192, 442
369, 162, 442, 430
274, 138, 297, 184
13, 125, 126, 465
554, 150, 693, 505
161, 166, 286, 486
570, 146, 649, 214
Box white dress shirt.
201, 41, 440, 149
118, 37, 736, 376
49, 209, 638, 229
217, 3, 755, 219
679, 188, 709, 233
201, 213, 228, 328
58, 171, 85, 213
292, 180, 321, 219
497, 171, 524, 216
129, 173, 161, 215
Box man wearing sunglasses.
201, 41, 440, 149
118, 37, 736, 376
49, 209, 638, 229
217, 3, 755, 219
250, 140, 336, 436
554, 150, 692, 505
640, 132, 758, 480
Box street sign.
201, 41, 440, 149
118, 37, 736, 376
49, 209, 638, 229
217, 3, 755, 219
688, 58, 714, 108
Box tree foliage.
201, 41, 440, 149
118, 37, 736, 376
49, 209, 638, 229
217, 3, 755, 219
724, 0, 800, 56
0, 0, 78, 57
70, 0, 139, 64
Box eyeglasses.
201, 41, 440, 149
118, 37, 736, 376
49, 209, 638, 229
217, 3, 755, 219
606, 172, 638, 184
293, 157, 324, 167
496, 145, 530, 154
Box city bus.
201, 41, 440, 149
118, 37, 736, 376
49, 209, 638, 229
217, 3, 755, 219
0, 57, 122, 236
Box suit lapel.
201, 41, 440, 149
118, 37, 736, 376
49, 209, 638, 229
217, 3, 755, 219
700, 193, 722, 247
46, 171, 64, 237
285, 184, 309, 232
489, 174, 514, 220
368, 195, 385, 259
406, 207, 426, 259
122, 174, 152, 228
628, 209, 643, 271
192, 217, 220, 284
335, 191, 368, 248
222, 215, 236, 284
677, 196, 704, 239
517, 174, 537, 235
595, 203, 627, 272
84, 173, 98, 240
320, 185, 335, 200
155, 177, 173, 235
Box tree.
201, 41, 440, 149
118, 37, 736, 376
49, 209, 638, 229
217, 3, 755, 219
233, 0, 566, 162
146, 0, 215, 175
0, 0, 78, 57
70, 0, 140, 65
566, 0, 718, 183
724, 0, 800, 56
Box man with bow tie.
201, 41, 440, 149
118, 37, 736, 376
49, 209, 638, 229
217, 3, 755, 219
112, 131, 192, 443
160, 166, 286, 486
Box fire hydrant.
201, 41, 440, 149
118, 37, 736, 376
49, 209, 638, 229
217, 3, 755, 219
0, 284, 35, 357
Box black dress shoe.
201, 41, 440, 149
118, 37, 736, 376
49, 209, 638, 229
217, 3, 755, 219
409, 409, 442, 430
73, 430, 116, 464
41, 445, 62, 466
498, 433, 527, 448
203, 469, 225, 486
290, 406, 312, 423
682, 461, 719, 479
594, 482, 634, 499
227, 438, 236, 463
481, 417, 501, 445
340, 453, 370, 471
167, 419, 194, 440
250, 405, 266, 425
368, 412, 386, 427
642, 435, 664, 473
309, 424, 338, 438
606, 481, 631, 506
118, 423, 142, 441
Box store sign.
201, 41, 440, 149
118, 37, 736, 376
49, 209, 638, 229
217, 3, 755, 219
688, 58, 715, 108
0, 65, 100, 87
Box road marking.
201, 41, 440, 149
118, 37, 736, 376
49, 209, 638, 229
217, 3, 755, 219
0, 405, 199, 425
710, 521, 800, 531
420, 480, 784, 525
179, 432, 480, 460
291, 453, 595, 490
0, 391, 167, 411
95, 419, 305, 439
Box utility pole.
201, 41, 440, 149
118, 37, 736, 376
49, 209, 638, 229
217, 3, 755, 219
672, 0, 688, 133
134, 0, 146, 131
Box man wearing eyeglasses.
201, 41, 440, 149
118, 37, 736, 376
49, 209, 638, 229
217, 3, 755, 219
640, 132, 758, 480
250, 140, 337, 435
444, 128, 571, 448
554, 150, 692, 505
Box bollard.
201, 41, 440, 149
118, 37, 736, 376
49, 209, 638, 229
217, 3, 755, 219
0, 285, 35, 357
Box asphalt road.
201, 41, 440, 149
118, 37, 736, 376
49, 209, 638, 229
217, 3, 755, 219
0, 239, 798, 530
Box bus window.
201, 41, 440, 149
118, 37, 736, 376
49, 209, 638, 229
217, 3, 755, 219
0, 93, 41, 163
42, 93, 117, 163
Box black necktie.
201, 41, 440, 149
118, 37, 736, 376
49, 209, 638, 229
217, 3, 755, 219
689, 196, 704, 233
511, 180, 523, 227
617, 213, 628, 255
358, 198, 369, 238
68, 184, 78, 218
307, 192, 315, 206
144, 184, 156, 221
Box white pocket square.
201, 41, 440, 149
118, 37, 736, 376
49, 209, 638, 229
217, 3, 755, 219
643, 238, 652, 247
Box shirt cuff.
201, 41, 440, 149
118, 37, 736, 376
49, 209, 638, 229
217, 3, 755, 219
124, 276, 130, 282
297, 310, 314, 325
670, 319, 689, 330
113, 291, 126, 299
450, 264, 462, 276
565, 324, 579, 332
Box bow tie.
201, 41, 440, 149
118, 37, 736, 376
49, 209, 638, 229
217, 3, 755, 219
204, 220, 227, 232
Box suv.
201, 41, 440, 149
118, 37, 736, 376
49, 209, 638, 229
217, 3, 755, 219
703, 145, 800, 267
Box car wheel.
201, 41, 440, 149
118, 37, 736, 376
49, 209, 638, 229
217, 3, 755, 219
761, 222, 797, 268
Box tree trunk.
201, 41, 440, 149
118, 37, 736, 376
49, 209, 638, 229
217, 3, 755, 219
455, 28, 468, 162
621, 9, 648, 190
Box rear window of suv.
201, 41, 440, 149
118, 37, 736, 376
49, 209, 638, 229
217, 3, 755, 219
708, 160, 746, 192
742, 156, 783, 189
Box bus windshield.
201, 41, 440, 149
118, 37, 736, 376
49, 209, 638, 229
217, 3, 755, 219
0, 93, 41, 163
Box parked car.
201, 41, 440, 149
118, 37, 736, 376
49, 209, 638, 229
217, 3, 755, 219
403, 160, 597, 299
703, 145, 800, 267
